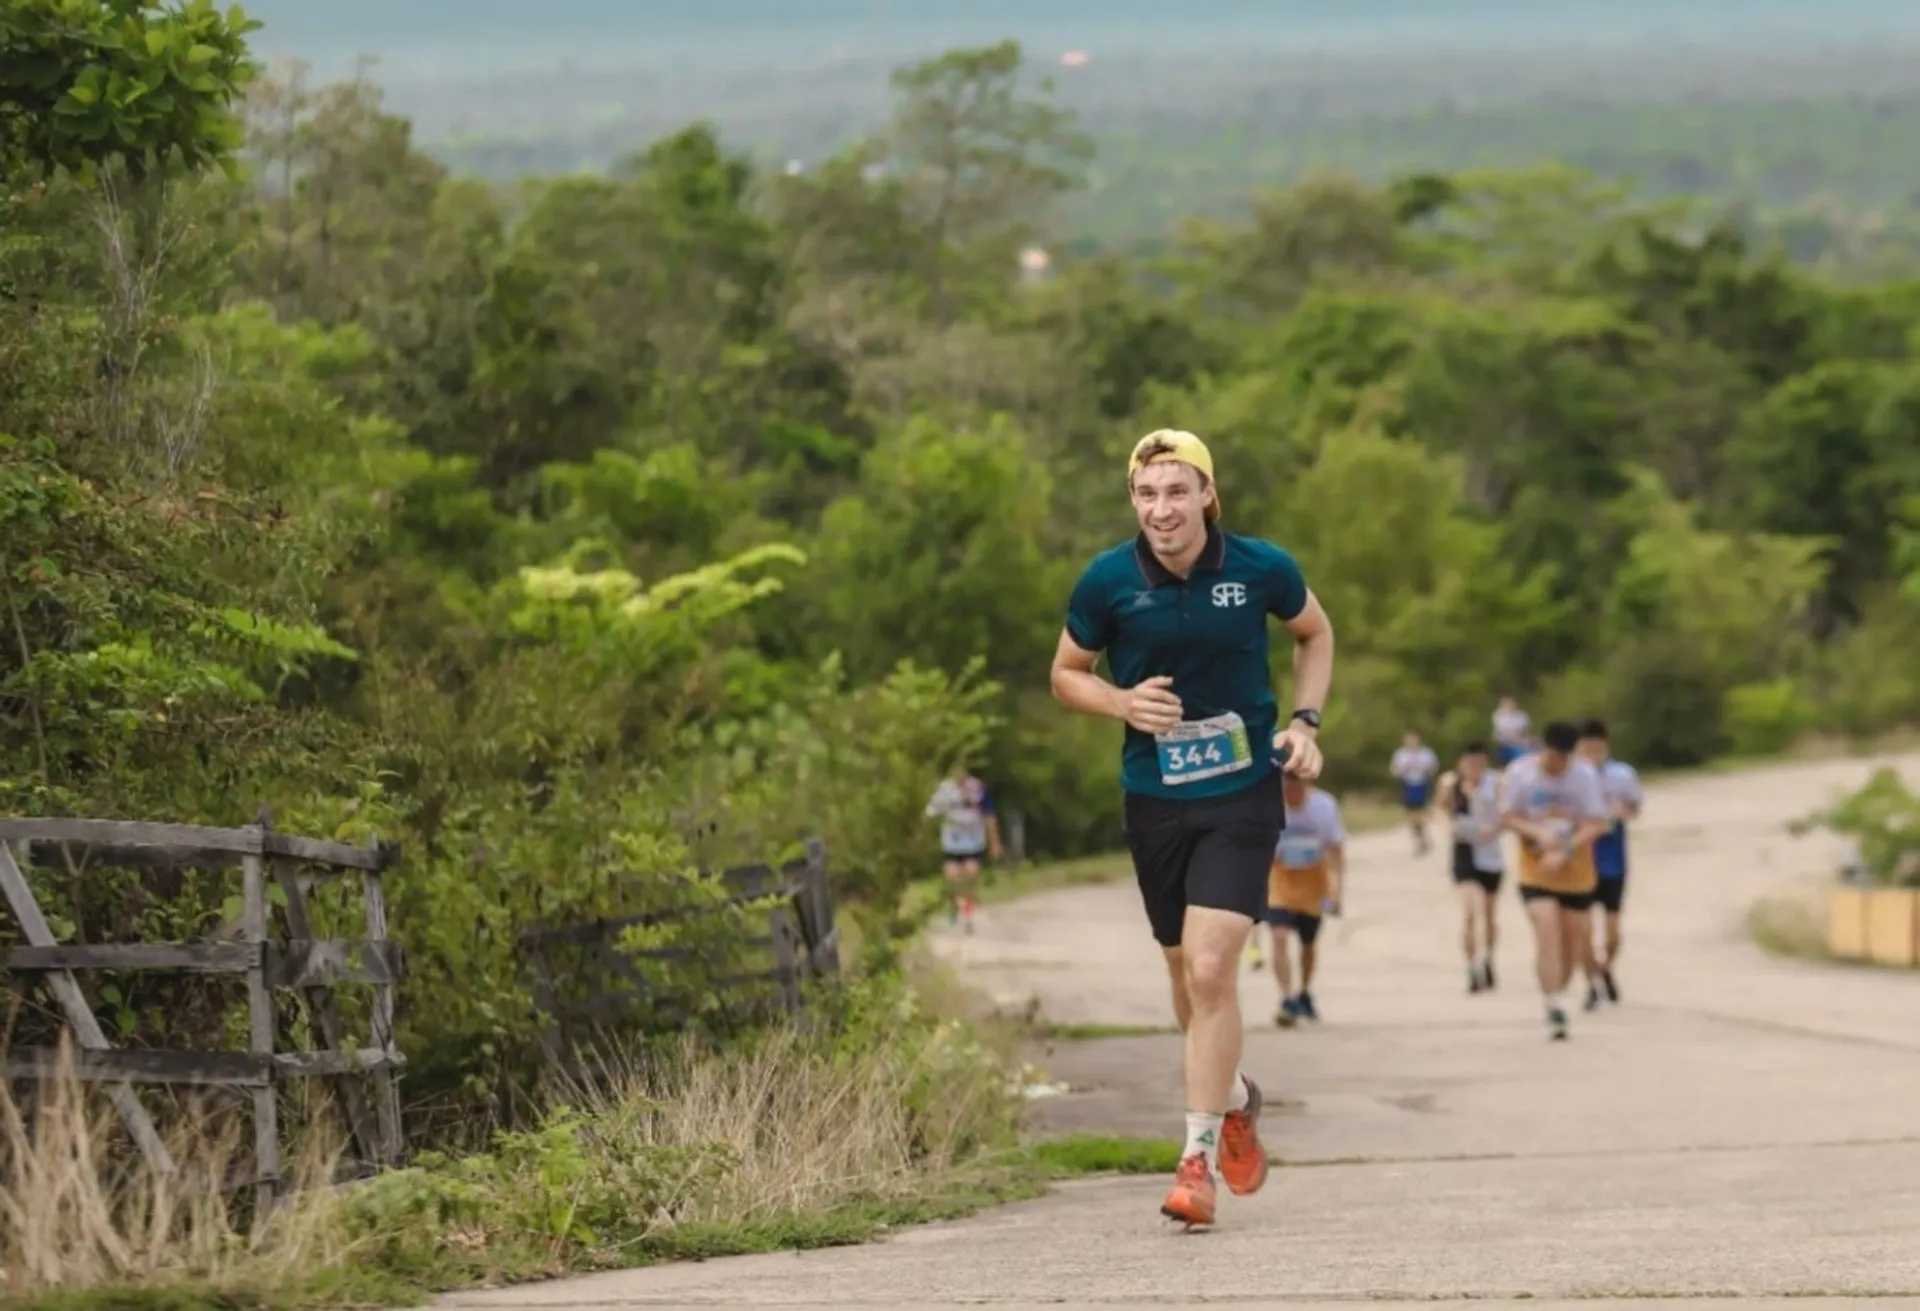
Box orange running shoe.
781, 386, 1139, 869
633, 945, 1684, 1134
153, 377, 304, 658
1218, 1076, 1270, 1196
1160, 1154, 1218, 1228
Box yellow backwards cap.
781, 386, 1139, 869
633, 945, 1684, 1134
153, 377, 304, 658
1127, 429, 1220, 521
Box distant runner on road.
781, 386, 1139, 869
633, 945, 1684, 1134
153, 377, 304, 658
1437, 741, 1504, 994
925, 765, 1003, 935
1266, 773, 1347, 1027
1390, 730, 1439, 856
1577, 718, 1644, 1009
1492, 695, 1531, 767
1500, 721, 1610, 1042
1050, 427, 1335, 1230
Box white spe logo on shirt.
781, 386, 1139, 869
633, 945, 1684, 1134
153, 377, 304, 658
1211, 582, 1247, 608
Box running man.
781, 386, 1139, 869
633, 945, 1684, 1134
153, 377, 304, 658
1390, 730, 1439, 856
1051, 428, 1334, 1229
925, 765, 1004, 934
1499, 720, 1609, 1041
1492, 695, 1531, 767
1267, 773, 1347, 1026
1577, 719, 1644, 1008
1437, 741, 1504, 993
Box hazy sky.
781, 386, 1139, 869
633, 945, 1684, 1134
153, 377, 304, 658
238, 0, 1920, 82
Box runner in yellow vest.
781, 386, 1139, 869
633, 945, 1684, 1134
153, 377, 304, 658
1499, 720, 1610, 1042
1266, 773, 1347, 1027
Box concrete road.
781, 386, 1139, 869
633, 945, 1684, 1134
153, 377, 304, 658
440, 754, 1920, 1309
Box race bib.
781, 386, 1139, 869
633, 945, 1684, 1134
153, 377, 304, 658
1277, 834, 1324, 869
1546, 818, 1574, 842
1155, 712, 1253, 786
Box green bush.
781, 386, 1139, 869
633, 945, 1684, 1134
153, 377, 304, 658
1599, 635, 1730, 769
1811, 595, 1920, 736
1723, 677, 1815, 757
1791, 766, 1920, 888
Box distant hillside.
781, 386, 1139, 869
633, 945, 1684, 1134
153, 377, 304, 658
233, 0, 1920, 267
242, 0, 1920, 79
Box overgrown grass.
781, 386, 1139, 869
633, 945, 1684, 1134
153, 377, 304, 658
1, 972, 1046, 1310
1748, 891, 1835, 963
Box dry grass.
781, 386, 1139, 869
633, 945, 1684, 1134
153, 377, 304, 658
559, 1015, 1018, 1228
0, 1040, 353, 1303
1747, 888, 1835, 963
1, 977, 1031, 1308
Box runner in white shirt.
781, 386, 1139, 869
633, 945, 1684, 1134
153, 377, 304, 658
1492, 695, 1531, 767
1435, 741, 1505, 994
1500, 721, 1610, 1042
1389, 731, 1440, 857
1577, 719, 1644, 1009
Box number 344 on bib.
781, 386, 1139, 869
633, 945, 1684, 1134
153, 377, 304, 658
1154, 712, 1254, 785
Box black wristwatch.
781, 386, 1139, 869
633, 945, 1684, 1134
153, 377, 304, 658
1290, 709, 1322, 730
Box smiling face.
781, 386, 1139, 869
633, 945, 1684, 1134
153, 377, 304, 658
1129, 459, 1214, 560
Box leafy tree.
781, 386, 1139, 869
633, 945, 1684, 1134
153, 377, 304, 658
0, 0, 260, 181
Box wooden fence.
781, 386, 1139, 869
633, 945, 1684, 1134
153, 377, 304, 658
520, 838, 839, 1070
0, 818, 405, 1211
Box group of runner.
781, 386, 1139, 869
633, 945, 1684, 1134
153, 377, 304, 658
916, 425, 1655, 1230
1431, 717, 1645, 1038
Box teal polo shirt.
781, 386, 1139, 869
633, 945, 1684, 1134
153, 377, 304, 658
1065, 525, 1309, 801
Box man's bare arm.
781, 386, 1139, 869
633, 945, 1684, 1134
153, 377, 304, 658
1050, 629, 1125, 719
1570, 818, 1610, 851
1284, 588, 1334, 714
1501, 813, 1556, 845
1051, 629, 1182, 734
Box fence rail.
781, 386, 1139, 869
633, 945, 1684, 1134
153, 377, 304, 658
519, 838, 839, 1069
0, 817, 405, 1213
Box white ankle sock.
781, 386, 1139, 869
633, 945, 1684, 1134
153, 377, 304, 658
1225, 1071, 1250, 1113
1184, 1111, 1225, 1168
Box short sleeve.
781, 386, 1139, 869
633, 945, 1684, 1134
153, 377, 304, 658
1262, 545, 1309, 621
1622, 766, 1645, 806
1065, 563, 1116, 652
1496, 763, 1521, 815
1321, 794, 1347, 844
1575, 767, 1609, 822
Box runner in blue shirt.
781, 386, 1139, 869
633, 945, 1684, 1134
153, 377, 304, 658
1051, 428, 1335, 1230
1577, 718, 1644, 1008
1390, 731, 1439, 856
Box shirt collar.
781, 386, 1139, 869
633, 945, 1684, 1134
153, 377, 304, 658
1134, 523, 1225, 587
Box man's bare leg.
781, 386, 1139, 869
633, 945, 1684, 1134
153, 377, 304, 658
1181, 906, 1253, 1115
1268, 920, 1292, 988
1457, 882, 1483, 985
1162, 946, 1194, 1032
1561, 909, 1592, 995
1527, 897, 1570, 1038
1483, 884, 1500, 988
1298, 938, 1317, 994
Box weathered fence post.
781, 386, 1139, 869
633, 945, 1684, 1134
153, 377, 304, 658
0, 818, 409, 1213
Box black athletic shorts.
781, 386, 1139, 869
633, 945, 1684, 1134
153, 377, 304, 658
1123, 780, 1285, 948
1594, 876, 1626, 914
1266, 907, 1323, 945
1520, 885, 1595, 912
1450, 842, 1503, 895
